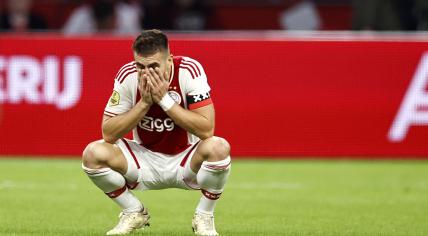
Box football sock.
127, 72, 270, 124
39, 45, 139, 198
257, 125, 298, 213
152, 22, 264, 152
82, 165, 143, 213
196, 156, 231, 214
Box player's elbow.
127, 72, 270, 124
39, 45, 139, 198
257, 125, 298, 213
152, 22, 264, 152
102, 127, 118, 144
198, 129, 214, 140
102, 133, 118, 144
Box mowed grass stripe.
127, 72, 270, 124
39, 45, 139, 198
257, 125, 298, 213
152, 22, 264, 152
0, 158, 427, 236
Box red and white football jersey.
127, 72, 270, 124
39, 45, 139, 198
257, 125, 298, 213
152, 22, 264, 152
104, 56, 212, 155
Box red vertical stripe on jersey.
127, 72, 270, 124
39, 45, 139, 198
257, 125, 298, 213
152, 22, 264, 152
180, 141, 200, 167
136, 56, 192, 155
182, 60, 201, 76
122, 139, 140, 169
136, 90, 141, 104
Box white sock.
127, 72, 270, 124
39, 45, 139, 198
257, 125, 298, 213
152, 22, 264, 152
196, 156, 231, 214
82, 165, 143, 213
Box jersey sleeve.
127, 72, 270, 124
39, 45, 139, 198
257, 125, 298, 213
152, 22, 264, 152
104, 64, 136, 117
180, 58, 213, 110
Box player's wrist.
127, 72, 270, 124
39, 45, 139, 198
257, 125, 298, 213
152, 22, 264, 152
158, 93, 175, 111
137, 99, 151, 110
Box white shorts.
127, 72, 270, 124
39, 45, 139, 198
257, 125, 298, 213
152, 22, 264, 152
116, 138, 200, 191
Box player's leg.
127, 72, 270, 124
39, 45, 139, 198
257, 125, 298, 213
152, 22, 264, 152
82, 140, 143, 212
184, 136, 231, 236
189, 136, 231, 213
82, 140, 149, 235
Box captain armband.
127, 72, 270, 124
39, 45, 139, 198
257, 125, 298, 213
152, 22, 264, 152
186, 92, 212, 110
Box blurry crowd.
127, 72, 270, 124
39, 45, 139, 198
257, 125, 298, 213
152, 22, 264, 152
0, 0, 427, 33
0, 0, 48, 32
353, 0, 428, 31
0, 0, 210, 33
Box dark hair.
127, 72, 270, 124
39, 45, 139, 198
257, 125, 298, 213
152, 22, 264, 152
132, 29, 169, 55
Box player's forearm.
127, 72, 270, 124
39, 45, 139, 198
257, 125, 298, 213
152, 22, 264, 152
102, 101, 150, 143
165, 104, 214, 140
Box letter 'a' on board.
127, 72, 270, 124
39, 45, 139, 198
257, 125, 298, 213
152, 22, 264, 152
388, 52, 428, 142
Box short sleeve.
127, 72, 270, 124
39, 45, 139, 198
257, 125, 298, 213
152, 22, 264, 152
180, 57, 213, 110
104, 63, 137, 117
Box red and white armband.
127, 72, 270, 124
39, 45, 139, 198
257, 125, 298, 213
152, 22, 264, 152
186, 92, 212, 110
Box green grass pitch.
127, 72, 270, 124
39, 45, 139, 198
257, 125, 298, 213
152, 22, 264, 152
0, 158, 427, 236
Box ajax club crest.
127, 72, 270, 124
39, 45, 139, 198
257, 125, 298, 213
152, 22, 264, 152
168, 91, 182, 104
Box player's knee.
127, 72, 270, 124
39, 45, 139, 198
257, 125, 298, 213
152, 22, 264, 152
82, 141, 113, 167
200, 136, 230, 161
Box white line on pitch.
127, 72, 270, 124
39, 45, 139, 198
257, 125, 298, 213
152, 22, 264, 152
228, 182, 302, 189
0, 180, 78, 190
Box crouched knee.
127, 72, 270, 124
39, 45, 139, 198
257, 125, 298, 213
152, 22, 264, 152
199, 136, 231, 161
82, 140, 114, 167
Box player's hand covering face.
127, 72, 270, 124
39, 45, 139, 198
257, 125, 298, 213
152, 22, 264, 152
134, 51, 171, 105
138, 71, 152, 105
146, 67, 169, 103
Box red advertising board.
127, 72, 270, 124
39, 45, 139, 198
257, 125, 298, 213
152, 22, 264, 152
0, 33, 427, 157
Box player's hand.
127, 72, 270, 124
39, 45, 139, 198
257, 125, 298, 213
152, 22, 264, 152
147, 67, 169, 103
138, 71, 153, 105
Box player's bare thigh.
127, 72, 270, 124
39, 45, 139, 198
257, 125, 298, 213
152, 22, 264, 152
82, 140, 128, 174
189, 136, 230, 172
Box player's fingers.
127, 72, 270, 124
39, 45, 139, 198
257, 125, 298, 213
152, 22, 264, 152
148, 73, 159, 87
154, 67, 165, 81
142, 74, 149, 90
138, 75, 144, 90
146, 76, 157, 90
137, 72, 142, 84
149, 68, 162, 84
138, 74, 145, 90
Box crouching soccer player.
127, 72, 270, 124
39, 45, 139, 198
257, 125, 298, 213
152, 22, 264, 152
81, 29, 231, 236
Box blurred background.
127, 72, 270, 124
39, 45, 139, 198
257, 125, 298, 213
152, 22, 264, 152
1, 1, 428, 235
1, 0, 428, 33
0, 0, 427, 158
